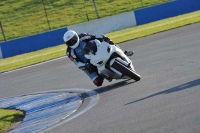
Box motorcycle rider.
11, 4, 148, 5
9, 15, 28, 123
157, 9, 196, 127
63, 30, 133, 87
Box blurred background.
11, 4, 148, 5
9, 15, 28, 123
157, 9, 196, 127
0, 0, 169, 41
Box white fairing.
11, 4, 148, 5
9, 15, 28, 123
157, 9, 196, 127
85, 39, 135, 80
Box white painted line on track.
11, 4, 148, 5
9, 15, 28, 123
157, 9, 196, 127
1, 56, 67, 75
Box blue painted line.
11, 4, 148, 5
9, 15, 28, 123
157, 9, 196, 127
22, 97, 80, 123
2, 92, 82, 133
0, 97, 17, 104
25, 95, 78, 114
8, 93, 58, 109
13, 93, 70, 111
20, 105, 79, 128
0, 89, 99, 133
0, 96, 30, 108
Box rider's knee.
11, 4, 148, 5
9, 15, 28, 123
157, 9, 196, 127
93, 76, 104, 86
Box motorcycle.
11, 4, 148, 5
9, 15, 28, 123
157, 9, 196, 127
84, 39, 141, 82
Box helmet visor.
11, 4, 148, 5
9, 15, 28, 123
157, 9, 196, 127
66, 35, 78, 47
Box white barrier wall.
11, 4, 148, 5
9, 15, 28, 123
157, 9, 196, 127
67, 11, 137, 34
0, 46, 2, 59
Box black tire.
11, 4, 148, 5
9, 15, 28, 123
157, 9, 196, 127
111, 60, 141, 81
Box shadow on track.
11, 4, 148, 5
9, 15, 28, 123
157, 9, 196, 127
95, 80, 136, 94
80, 79, 136, 99
125, 78, 200, 105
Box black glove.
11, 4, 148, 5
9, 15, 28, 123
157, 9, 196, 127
92, 34, 114, 44
85, 62, 94, 72
103, 36, 114, 44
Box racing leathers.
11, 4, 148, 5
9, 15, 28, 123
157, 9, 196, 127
66, 33, 113, 86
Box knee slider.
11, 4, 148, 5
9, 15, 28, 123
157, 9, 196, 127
93, 76, 104, 86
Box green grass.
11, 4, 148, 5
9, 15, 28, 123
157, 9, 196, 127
0, 0, 169, 41
0, 109, 24, 132
0, 10, 200, 73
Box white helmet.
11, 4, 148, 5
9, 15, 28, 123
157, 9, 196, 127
63, 30, 79, 49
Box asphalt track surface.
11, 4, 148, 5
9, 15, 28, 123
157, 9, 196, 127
0, 23, 200, 133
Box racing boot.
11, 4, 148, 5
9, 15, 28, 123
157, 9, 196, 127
105, 77, 112, 82
100, 74, 112, 82
124, 50, 134, 56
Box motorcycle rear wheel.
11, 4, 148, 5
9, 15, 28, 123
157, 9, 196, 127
111, 60, 141, 81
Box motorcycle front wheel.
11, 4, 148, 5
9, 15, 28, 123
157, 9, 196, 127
111, 60, 141, 81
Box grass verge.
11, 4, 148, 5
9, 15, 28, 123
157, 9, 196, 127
0, 0, 169, 41
0, 10, 200, 73
0, 109, 24, 132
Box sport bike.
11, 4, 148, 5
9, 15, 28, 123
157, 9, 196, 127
84, 39, 141, 82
